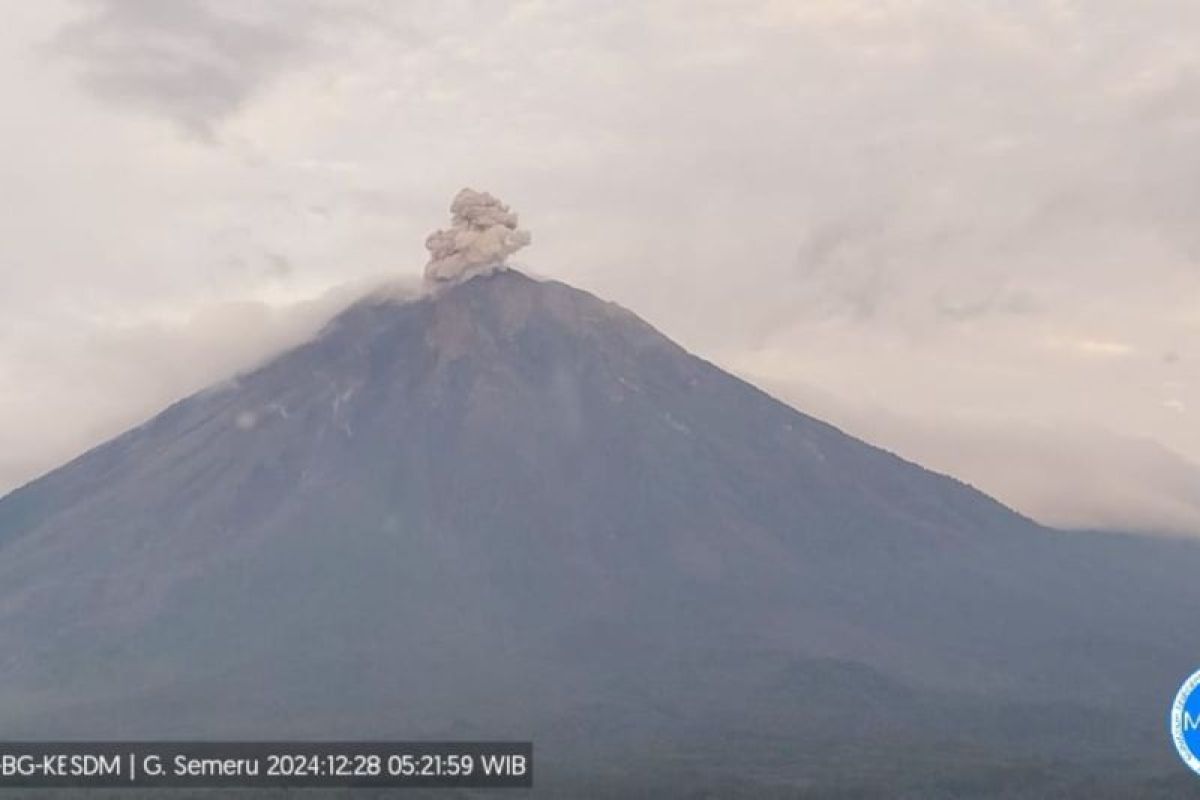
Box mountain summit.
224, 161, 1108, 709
1, 269, 1199, 792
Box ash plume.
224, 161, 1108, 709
424, 188, 531, 284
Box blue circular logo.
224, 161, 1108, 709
1172, 669, 1200, 775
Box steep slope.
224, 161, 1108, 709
0, 270, 1197, 790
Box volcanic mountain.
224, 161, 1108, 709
1, 270, 1198, 794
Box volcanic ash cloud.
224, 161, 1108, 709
424, 188, 532, 284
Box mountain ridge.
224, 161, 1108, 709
0, 270, 1035, 553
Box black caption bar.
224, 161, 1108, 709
0, 742, 532, 788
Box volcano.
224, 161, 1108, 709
1, 269, 1198, 794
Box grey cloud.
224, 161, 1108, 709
761, 376, 1200, 537
49, 0, 369, 140
790, 216, 895, 322
933, 289, 1040, 323
263, 251, 293, 279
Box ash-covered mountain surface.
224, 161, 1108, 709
1, 270, 1199, 795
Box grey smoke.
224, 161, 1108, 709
424, 189, 532, 284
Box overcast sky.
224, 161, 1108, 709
1, 0, 1197, 534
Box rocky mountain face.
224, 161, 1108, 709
1, 270, 1197, 793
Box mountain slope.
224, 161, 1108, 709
0, 270, 1197, 791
